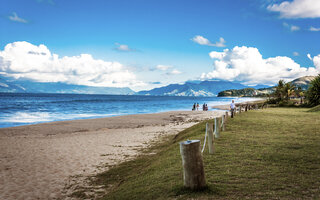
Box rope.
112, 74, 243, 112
201, 123, 208, 153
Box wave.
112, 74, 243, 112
1, 112, 118, 124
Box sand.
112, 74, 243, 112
0, 110, 225, 200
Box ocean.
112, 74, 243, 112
0, 93, 259, 128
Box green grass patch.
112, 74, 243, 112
92, 108, 320, 199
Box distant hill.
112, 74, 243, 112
0, 76, 135, 95
217, 76, 316, 97
137, 80, 264, 97
290, 76, 316, 90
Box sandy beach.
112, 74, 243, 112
0, 110, 225, 200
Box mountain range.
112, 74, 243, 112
137, 80, 269, 96
0, 76, 135, 95
0, 75, 313, 97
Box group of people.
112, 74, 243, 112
192, 103, 208, 111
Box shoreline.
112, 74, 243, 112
0, 110, 225, 200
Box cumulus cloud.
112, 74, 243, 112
114, 43, 136, 52
191, 35, 226, 47
267, 0, 320, 19
166, 69, 182, 75
0, 41, 144, 88
309, 26, 320, 31
201, 46, 319, 85
283, 22, 300, 31
8, 12, 28, 23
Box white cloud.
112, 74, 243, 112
191, 35, 226, 47
114, 43, 136, 52
267, 0, 320, 19
0, 41, 144, 88
156, 65, 172, 71
293, 52, 299, 56
309, 26, 320, 31
201, 46, 319, 85
308, 54, 320, 70
283, 22, 300, 31
312, 54, 320, 69
166, 69, 182, 75
8, 12, 28, 23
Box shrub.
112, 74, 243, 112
306, 74, 320, 106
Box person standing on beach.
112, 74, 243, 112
230, 100, 235, 118
196, 103, 199, 111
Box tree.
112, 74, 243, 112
306, 74, 320, 106
274, 80, 285, 100
295, 86, 304, 104
283, 82, 295, 101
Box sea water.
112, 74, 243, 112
0, 93, 260, 128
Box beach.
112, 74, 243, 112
0, 110, 226, 200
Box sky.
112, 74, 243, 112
0, 0, 320, 91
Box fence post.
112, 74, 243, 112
225, 111, 228, 123
222, 115, 225, 131
180, 140, 206, 189
215, 117, 221, 138
207, 123, 214, 154
245, 104, 248, 112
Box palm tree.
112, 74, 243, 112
306, 74, 320, 106
283, 82, 295, 101
295, 86, 304, 104
274, 80, 285, 100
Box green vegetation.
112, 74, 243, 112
306, 74, 320, 107
217, 87, 273, 97
88, 108, 320, 199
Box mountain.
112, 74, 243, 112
0, 76, 135, 95
290, 76, 316, 90
137, 80, 249, 96
217, 76, 316, 97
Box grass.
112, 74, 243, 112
88, 107, 320, 200
308, 104, 320, 112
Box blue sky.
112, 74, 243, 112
1, 0, 320, 91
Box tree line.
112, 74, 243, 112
269, 74, 320, 107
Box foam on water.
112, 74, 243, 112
1, 112, 118, 126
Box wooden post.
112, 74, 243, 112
180, 140, 206, 189
225, 111, 228, 123
245, 105, 248, 112
207, 123, 214, 154
222, 115, 225, 131
215, 117, 221, 138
